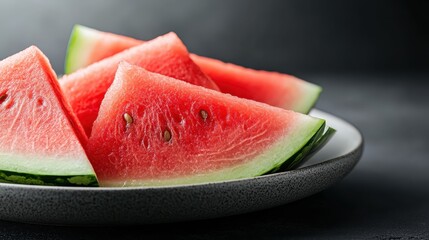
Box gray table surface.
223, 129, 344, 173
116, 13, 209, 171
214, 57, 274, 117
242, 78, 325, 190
0, 73, 428, 239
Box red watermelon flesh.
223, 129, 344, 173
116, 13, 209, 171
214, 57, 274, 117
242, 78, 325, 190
190, 55, 321, 113
64, 25, 321, 114
60, 32, 219, 136
88, 62, 325, 187
0, 46, 97, 186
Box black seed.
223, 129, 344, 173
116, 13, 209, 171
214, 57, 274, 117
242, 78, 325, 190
163, 129, 172, 142
0, 93, 8, 104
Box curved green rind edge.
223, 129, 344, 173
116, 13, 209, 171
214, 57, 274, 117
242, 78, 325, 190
0, 170, 98, 187
64, 25, 91, 74
310, 127, 336, 155
290, 80, 322, 114
302, 85, 323, 114
267, 123, 335, 173
64, 25, 79, 74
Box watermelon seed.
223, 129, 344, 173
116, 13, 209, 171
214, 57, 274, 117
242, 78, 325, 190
163, 129, 172, 142
199, 109, 208, 121
123, 113, 133, 125
0, 93, 7, 104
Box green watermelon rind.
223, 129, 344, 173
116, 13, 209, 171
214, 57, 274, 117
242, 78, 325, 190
0, 125, 332, 188
100, 117, 329, 187
273, 125, 336, 172
311, 126, 336, 154
64, 25, 95, 74
267, 123, 324, 173
0, 170, 98, 187
0, 153, 99, 187
299, 83, 322, 114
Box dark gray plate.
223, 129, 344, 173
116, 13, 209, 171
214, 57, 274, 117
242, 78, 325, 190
0, 109, 363, 226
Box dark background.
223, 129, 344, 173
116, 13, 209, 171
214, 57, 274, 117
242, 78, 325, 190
0, 0, 428, 239
1, 0, 428, 75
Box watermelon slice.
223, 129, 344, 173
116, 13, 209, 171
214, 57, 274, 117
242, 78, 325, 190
0, 46, 98, 186
190, 55, 321, 113
87, 62, 329, 187
60, 32, 219, 136
64, 25, 321, 113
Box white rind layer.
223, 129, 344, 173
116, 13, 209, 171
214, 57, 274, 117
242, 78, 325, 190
292, 81, 322, 114
0, 153, 95, 176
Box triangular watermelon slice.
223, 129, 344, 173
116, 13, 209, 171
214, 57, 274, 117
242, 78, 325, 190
64, 25, 321, 114
61, 32, 219, 136
0, 46, 98, 186
190, 55, 321, 113
87, 62, 330, 187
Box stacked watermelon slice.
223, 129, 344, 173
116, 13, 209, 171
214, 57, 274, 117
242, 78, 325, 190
0, 25, 334, 187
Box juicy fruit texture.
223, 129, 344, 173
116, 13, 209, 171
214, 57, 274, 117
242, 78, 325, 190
0, 46, 98, 186
190, 55, 321, 113
87, 63, 326, 187
61, 32, 219, 136
64, 25, 321, 113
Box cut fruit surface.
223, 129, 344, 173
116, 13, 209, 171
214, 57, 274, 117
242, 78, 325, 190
61, 32, 218, 136
0, 46, 98, 186
87, 62, 328, 187
64, 25, 321, 113
191, 55, 321, 113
